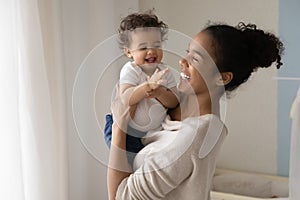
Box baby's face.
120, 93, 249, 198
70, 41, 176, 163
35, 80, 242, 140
126, 28, 163, 71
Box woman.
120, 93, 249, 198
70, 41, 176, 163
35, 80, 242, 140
107, 22, 284, 200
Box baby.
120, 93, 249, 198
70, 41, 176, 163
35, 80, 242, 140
104, 11, 178, 165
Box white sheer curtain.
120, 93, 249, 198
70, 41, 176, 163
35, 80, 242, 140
290, 86, 300, 200
0, 0, 68, 200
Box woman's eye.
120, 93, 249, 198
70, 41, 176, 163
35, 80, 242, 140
192, 57, 199, 63
186, 49, 190, 53
139, 47, 147, 51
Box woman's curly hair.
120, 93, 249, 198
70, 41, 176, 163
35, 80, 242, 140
203, 22, 284, 91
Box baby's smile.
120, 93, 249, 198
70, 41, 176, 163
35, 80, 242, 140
145, 57, 157, 63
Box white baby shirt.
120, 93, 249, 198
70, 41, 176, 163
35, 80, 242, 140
119, 61, 177, 132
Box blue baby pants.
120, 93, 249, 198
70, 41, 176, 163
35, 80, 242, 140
104, 114, 145, 165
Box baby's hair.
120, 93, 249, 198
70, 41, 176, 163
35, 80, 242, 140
203, 22, 284, 91
118, 10, 168, 49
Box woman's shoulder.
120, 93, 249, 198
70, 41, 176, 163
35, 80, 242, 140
182, 114, 225, 129
159, 114, 226, 152
185, 114, 227, 138
184, 114, 227, 159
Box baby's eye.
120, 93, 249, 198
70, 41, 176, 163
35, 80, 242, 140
153, 42, 162, 48
186, 49, 190, 53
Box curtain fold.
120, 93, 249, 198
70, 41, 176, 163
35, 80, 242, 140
0, 1, 25, 199
290, 86, 300, 200
0, 0, 68, 199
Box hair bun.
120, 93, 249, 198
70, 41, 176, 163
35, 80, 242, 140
238, 22, 284, 69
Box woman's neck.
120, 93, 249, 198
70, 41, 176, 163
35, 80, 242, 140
172, 92, 220, 121
198, 91, 221, 116
168, 90, 222, 121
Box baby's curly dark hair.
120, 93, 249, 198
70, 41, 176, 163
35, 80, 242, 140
118, 11, 168, 49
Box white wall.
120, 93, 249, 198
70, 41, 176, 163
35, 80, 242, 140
62, 1, 138, 200
140, 0, 279, 175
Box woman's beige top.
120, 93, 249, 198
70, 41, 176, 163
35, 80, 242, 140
116, 114, 227, 200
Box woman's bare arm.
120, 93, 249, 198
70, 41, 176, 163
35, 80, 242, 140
107, 123, 132, 200
148, 86, 179, 109
168, 104, 181, 121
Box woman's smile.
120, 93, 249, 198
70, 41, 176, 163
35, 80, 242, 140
180, 72, 191, 80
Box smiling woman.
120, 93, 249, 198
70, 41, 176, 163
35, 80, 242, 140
138, 0, 284, 178
107, 20, 283, 200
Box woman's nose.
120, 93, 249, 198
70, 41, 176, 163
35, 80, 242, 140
179, 58, 188, 68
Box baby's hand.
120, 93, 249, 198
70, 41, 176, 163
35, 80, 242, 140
147, 68, 169, 90
145, 87, 164, 99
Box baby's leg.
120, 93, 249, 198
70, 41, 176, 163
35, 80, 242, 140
104, 114, 113, 148
103, 114, 146, 166
126, 126, 146, 166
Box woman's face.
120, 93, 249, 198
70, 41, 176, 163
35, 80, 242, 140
178, 31, 219, 95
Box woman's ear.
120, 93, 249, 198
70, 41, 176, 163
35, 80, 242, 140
216, 72, 233, 86
124, 48, 133, 59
